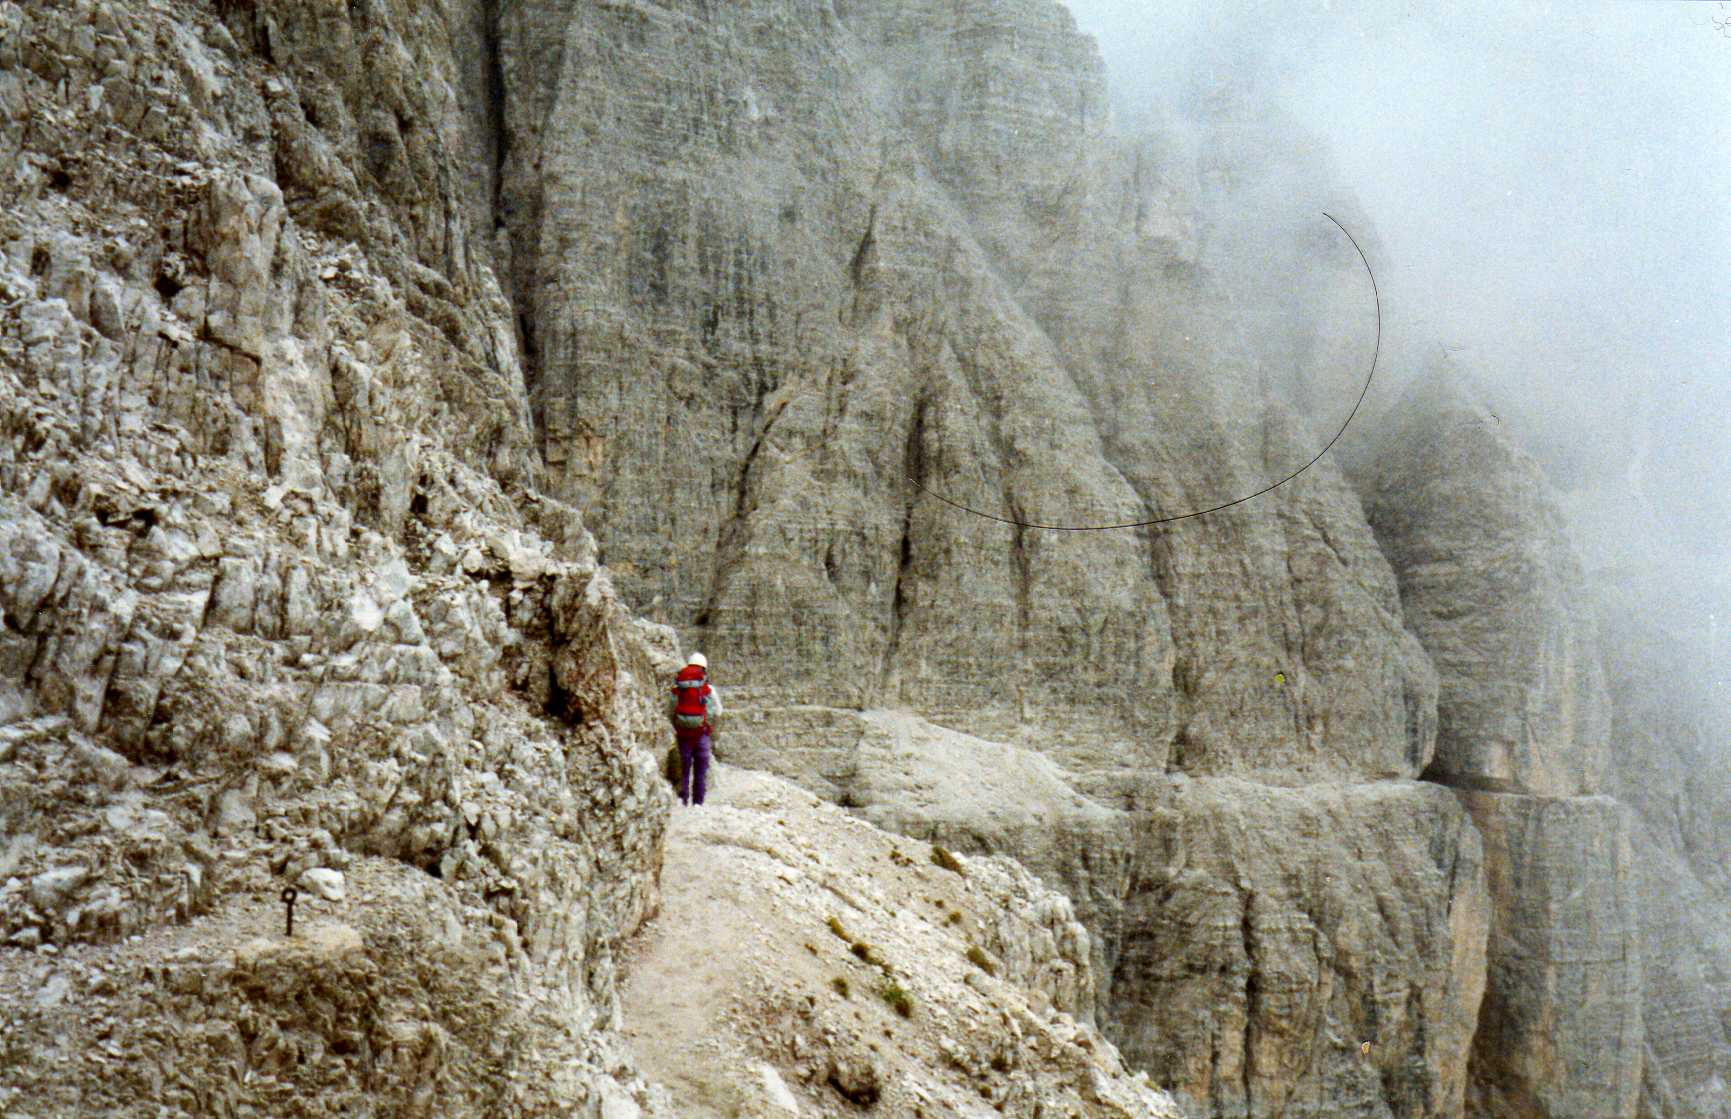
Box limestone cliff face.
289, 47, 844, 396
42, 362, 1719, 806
482, 4, 1489, 1118
495, 0, 1435, 792
480, 3, 1526, 1118
1597, 597, 1731, 1119
3, 1, 1716, 1118
0, 0, 671, 1113
1363, 373, 1652, 1119
721, 706, 1489, 1119
1111, 779, 1488, 1119
0, 1, 1240, 1116
1456, 792, 1641, 1119
1364, 372, 1610, 798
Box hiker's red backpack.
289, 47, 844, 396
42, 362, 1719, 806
672, 665, 712, 737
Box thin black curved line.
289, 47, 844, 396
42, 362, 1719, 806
903, 211, 1381, 532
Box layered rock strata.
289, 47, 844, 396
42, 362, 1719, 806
721, 707, 1492, 1119
493, 0, 1436, 792
1364, 373, 1647, 1119
1112, 778, 1488, 1119
1597, 594, 1731, 1119
1364, 372, 1610, 797
1454, 792, 1641, 1119
3, 0, 1717, 1117
480, 2, 1521, 1117
0, 0, 670, 1113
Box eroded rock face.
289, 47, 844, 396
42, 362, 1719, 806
1361, 372, 1655, 1119
1456, 792, 1642, 1119
476, 17, 1476, 1116
1112, 779, 1487, 1119
725, 707, 1137, 1022
0, 861, 661, 1116
4, 1, 1710, 1118
620, 766, 1184, 1119
493, 0, 1436, 793
1364, 372, 1610, 797
1627, 835, 1731, 1119
1597, 594, 1731, 1119
721, 707, 1491, 1119
0, 0, 669, 1113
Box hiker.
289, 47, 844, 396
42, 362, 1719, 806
669, 652, 722, 805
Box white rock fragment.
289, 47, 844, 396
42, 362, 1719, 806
350, 590, 385, 633
298, 867, 347, 902
375, 556, 415, 604
213, 786, 255, 834
258, 752, 298, 778
29, 866, 89, 911
755, 1062, 801, 1116
596, 1080, 641, 1119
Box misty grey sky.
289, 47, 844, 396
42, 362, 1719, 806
1059, 0, 1731, 559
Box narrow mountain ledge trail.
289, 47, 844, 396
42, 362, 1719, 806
618, 765, 1180, 1119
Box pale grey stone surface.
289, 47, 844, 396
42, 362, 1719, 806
620, 767, 1184, 1119
723, 708, 1490, 1119
493, 0, 1436, 793
1597, 594, 1731, 1119
1106, 778, 1488, 1119
1456, 792, 1643, 1119
0, 1, 1217, 1115
1364, 372, 1611, 797
1359, 372, 1682, 1119
0, 0, 670, 1113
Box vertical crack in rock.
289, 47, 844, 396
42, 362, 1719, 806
700, 389, 789, 638
846, 203, 880, 328
878, 394, 925, 701
1009, 517, 1032, 650
1143, 526, 1191, 773
482, 0, 507, 221
1240, 887, 1258, 1118
488, 0, 576, 469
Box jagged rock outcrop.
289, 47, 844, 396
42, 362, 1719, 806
1363, 372, 1648, 1119
485, 7, 1484, 1115
1112, 778, 1487, 1119
0, 0, 670, 1113
493, 0, 1436, 792
1364, 372, 1610, 798
5, 0, 1717, 1117
721, 707, 1491, 1119
0, 857, 661, 1116
1456, 792, 1642, 1119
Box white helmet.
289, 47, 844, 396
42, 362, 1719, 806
687, 652, 708, 669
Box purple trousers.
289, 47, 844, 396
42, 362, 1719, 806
678, 732, 711, 805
